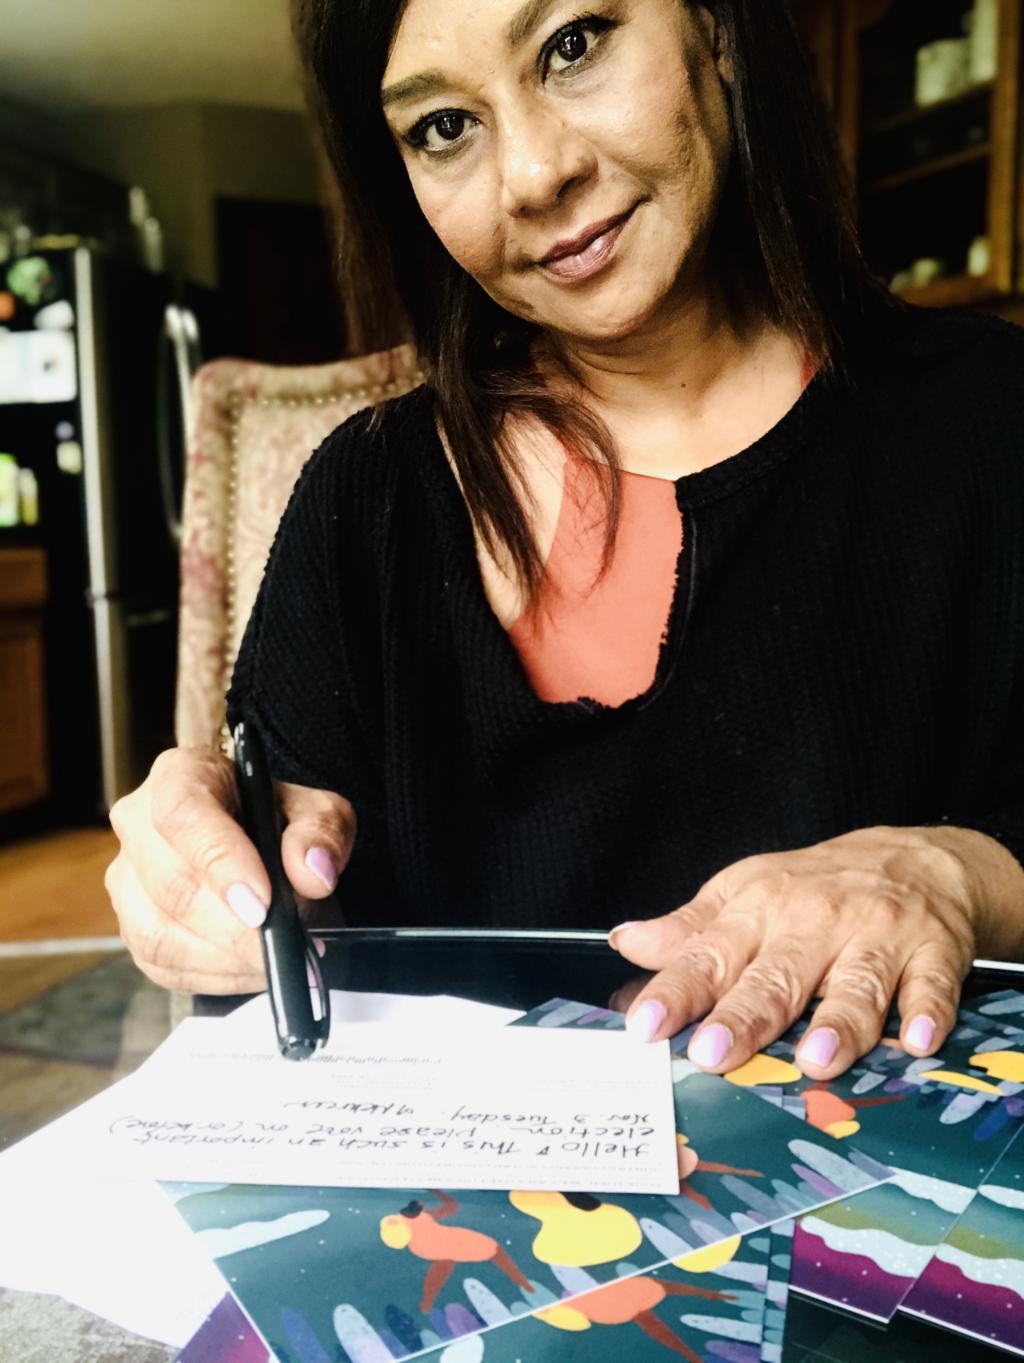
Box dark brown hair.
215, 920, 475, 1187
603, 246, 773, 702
292, 0, 890, 601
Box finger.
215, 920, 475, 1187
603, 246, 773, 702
111, 855, 267, 994
278, 781, 357, 900
140, 749, 273, 918
608, 973, 651, 1014
118, 854, 266, 990
608, 893, 722, 971
795, 938, 907, 1079
676, 935, 829, 1072
623, 918, 758, 1042
896, 939, 967, 1057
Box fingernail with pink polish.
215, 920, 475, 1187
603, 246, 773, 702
226, 883, 267, 928
689, 1023, 733, 1069
305, 847, 338, 891
626, 999, 667, 1043
312, 936, 327, 958
799, 1027, 840, 1069
607, 920, 639, 946
905, 1014, 935, 1052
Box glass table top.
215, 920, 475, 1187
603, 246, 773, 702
5, 929, 1022, 1362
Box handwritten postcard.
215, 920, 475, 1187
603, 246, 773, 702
55, 1018, 680, 1194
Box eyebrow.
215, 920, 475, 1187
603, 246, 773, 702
505, 0, 563, 51
380, 0, 564, 110
380, 71, 450, 111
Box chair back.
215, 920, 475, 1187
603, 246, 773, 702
175, 345, 422, 750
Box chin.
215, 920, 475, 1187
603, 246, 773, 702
549, 296, 667, 346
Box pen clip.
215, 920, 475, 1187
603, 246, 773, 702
233, 720, 331, 1060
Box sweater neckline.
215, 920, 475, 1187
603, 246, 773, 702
408, 365, 837, 752
414, 358, 835, 510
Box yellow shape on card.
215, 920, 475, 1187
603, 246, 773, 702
672, 1235, 742, 1273
536, 1305, 591, 1332
724, 1054, 802, 1087
918, 1069, 1002, 1094
969, 1051, 1024, 1083
508, 1190, 643, 1266
379, 1215, 411, 1249
824, 1120, 862, 1140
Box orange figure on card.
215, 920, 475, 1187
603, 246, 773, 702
538, 1273, 736, 1360
379, 1191, 533, 1313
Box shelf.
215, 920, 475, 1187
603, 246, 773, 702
892, 273, 1000, 308
864, 81, 994, 136
868, 143, 991, 192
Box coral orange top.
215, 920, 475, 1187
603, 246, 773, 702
507, 458, 681, 706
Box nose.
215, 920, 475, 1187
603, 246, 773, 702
498, 101, 595, 217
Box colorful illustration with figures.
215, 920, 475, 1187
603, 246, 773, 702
380, 1192, 534, 1311
169, 991, 1024, 1361
165, 1004, 882, 1363
522, 992, 1024, 1340
174, 1211, 796, 1363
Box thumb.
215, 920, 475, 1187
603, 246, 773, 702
277, 781, 357, 899
607, 893, 721, 970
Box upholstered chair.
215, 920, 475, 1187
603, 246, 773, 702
174, 345, 423, 752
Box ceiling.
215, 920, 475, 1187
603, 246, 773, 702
1, 0, 306, 113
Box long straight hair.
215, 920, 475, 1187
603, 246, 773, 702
292, 0, 892, 602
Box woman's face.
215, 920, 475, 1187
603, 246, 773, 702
381, 0, 733, 346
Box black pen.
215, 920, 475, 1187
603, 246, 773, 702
232, 720, 330, 1060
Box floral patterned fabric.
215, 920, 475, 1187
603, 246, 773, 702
174, 346, 423, 750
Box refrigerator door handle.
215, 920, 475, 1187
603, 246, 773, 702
156, 303, 202, 547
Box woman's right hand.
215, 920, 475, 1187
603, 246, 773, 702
106, 747, 356, 994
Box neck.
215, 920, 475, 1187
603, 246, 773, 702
539, 266, 794, 406
530, 281, 807, 479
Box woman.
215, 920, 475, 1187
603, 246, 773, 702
106, 0, 1024, 1081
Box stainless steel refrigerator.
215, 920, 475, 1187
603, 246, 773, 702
0, 245, 219, 820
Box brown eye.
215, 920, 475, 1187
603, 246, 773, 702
556, 30, 588, 64
435, 113, 465, 142
406, 108, 475, 155
544, 17, 613, 77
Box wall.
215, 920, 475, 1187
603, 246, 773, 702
0, 97, 323, 286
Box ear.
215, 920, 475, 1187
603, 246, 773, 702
693, 4, 734, 86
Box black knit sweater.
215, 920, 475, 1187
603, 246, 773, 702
227, 307, 1024, 931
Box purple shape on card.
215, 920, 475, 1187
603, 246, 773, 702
444, 1302, 482, 1338
790, 1224, 913, 1323
903, 1255, 1024, 1351
706, 1342, 761, 1362
282, 1305, 332, 1363
792, 1166, 843, 1201
175, 1294, 269, 1363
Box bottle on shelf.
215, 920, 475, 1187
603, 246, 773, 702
18, 468, 39, 527
0, 453, 20, 527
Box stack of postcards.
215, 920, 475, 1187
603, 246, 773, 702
169, 990, 1024, 1363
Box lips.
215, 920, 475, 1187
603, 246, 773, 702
536, 206, 636, 283
540, 207, 635, 266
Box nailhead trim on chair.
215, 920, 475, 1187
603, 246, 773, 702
218, 372, 425, 755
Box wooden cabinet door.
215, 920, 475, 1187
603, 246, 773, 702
0, 550, 49, 814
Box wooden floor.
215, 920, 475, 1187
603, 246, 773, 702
0, 826, 119, 941
0, 826, 127, 1148
0, 829, 171, 1153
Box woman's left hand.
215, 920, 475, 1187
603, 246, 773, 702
609, 824, 1024, 1080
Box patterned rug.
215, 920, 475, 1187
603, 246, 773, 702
0, 952, 170, 1066
0, 1286, 175, 1363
